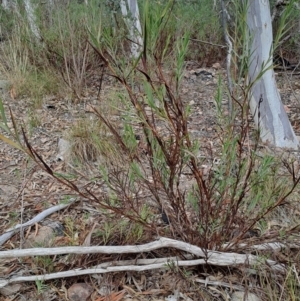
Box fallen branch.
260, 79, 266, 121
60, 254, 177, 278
228, 241, 300, 251
0, 255, 268, 289
0, 236, 288, 271
0, 258, 203, 287
0, 198, 78, 246
0, 237, 281, 269
0, 237, 286, 285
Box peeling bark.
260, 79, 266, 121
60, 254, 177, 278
247, 0, 299, 149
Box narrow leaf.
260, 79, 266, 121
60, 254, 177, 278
0, 133, 23, 151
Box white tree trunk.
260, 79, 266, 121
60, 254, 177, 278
1, 0, 9, 10
120, 0, 143, 58
247, 0, 299, 149
24, 0, 41, 41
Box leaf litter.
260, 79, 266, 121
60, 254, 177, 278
1, 63, 300, 300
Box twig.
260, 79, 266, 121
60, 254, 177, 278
0, 198, 78, 246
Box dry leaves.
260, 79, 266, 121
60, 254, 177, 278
94, 290, 126, 301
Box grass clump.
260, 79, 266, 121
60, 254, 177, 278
67, 119, 103, 163
66, 116, 122, 165
0, 25, 62, 102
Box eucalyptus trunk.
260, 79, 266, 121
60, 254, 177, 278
120, 0, 143, 58
246, 0, 299, 149
24, 0, 41, 41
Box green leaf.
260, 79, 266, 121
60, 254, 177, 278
0, 123, 10, 133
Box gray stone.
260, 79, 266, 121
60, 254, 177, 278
68, 283, 93, 301
23, 226, 55, 248
56, 138, 71, 161
231, 291, 260, 301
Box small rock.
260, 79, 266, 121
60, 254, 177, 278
231, 291, 260, 301
68, 283, 93, 301
57, 138, 71, 161
23, 226, 55, 248
46, 221, 65, 236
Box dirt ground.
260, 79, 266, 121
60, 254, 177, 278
1, 63, 300, 301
